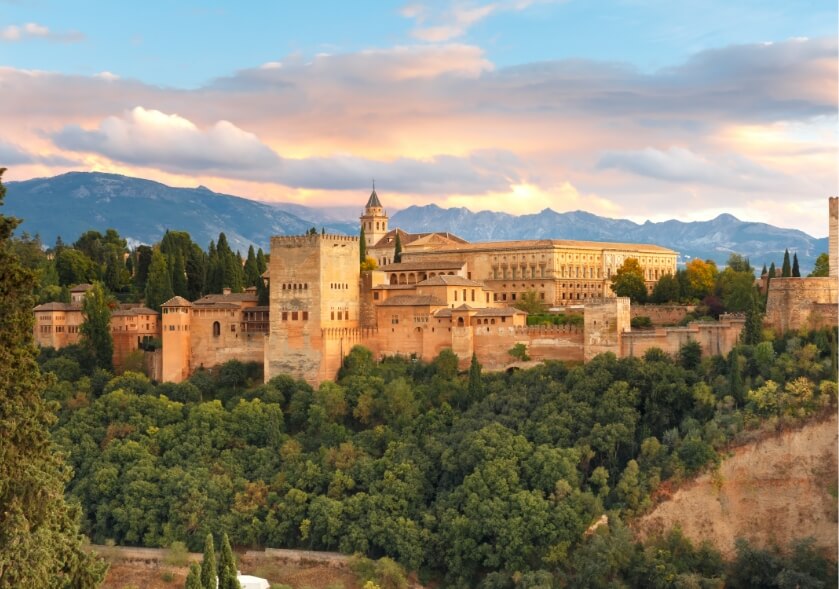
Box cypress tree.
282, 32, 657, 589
80, 281, 114, 372
760, 263, 767, 277
0, 167, 108, 587
185, 562, 202, 589
791, 253, 800, 277
781, 249, 791, 277
244, 245, 260, 287
200, 533, 216, 589
394, 232, 403, 263
217, 533, 240, 589
359, 226, 367, 263
134, 245, 153, 290
742, 294, 763, 346
145, 249, 174, 312
172, 249, 188, 298
728, 349, 745, 404
468, 353, 483, 401
256, 248, 267, 275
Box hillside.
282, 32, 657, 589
636, 414, 838, 558
4, 172, 828, 271
3, 172, 356, 253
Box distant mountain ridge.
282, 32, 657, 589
390, 204, 827, 273
4, 172, 356, 253
3, 172, 827, 272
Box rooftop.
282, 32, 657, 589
378, 295, 448, 307
365, 188, 382, 209
33, 302, 81, 312
403, 238, 677, 255
69, 283, 94, 292
417, 275, 486, 287
161, 296, 193, 307
435, 306, 524, 318
379, 260, 465, 272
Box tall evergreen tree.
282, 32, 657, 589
200, 534, 216, 589
359, 226, 367, 263
186, 244, 207, 300
781, 249, 791, 277
145, 250, 174, 312
742, 292, 763, 346
0, 168, 108, 587
791, 253, 800, 277
134, 245, 153, 291
244, 245, 260, 287
256, 248, 267, 275
172, 249, 189, 298
468, 353, 483, 401
760, 263, 767, 277
80, 281, 114, 372
185, 562, 202, 589
394, 233, 403, 263
217, 533, 240, 589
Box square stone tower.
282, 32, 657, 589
265, 234, 360, 384
829, 196, 837, 278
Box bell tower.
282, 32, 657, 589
360, 182, 388, 248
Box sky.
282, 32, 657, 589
1, 0, 837, 237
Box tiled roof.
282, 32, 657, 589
161, 296, 193, 307
195, 292, 259, 303
69, 283, 94, 292
379, 260, 465, 272
365, 189, 382, 208
370, 228, 468, 249
33, 302, 81, 312
404, 239, 676, 254
435, 306, 523, 318
378, 295, 447, 307
417, 275, 486, 287
112, 306, 158, 316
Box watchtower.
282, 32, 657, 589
360, 185, 388, 248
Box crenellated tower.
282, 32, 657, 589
360, 185, 388, 248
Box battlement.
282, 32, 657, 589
271, 234, 357, 245
321, 327, 379, 339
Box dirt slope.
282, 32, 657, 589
637, 414, 838, 558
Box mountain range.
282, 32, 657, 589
3, 172, 828, 272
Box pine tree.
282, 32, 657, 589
80, 281, 114, 371
145, 249, 174, 312
394, 233, 403, 263
781, 249, 791, 277
217, 533, 241, 589
468, 353, 483, 401
728, 349, 745, 404
359, 226, 367, 263
185, 562, 202, 589
0, 168, 108, 587
200, 534, 216, 589
760, 263, 767, 277
791, 253, 800, 277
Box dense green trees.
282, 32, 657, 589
41, 320, 838, 587
145, 249, 174, 312
0, 168, 107, 588
810, 253, 829, 277
80, 281, 114, 371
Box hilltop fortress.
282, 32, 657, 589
35, 192, 838, 386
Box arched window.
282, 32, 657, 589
212, 321, 220, 337
457, 317, 465, 326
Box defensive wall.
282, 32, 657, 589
630, 304, 696, 326
765, 277, 838, 332
621, 314, 745, 358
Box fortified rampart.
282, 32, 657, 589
765, 277, 838, 332
621, 314, 745, 358
630, 304, 696, 326
473, 324, 584, 368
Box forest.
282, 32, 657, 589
40, 328, 838, 588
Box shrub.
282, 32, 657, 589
163, 540, 189, 566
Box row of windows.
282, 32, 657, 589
330, 311, 349, 320
168, 325, 190, 331
493, 268, 547, 279
282, 283, 308, 291
280, 311, 309, 321
163, 307, 189, 314
330, 283, 349, 289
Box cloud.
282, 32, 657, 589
0, 139, 77, 166
404, 1, 556, 42
51, 107, 520, 194
596, 146, 795, 191
1, 22, 85, 43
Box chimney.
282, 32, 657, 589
222, 287, 232, 295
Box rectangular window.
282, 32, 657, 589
292, 311, 299, 320
231, 324, 236, 332
169, 325, 175, 331
282, 311, 288, 321
302, 311, 309, 320
374, 292, 380, 300
331, 311, 335, 320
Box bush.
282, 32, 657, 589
630, 316, 652, 329
508, 343, 530, 362
163, 540, 189, 566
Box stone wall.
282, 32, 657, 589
765, 277, 838, 332
473, 324, 583, 368
621, 316, 745, 359
631, 304, 696, 326
584, 297, 631, 361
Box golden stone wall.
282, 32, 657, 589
621, 315, 745, 358
765, 277, 839, 332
